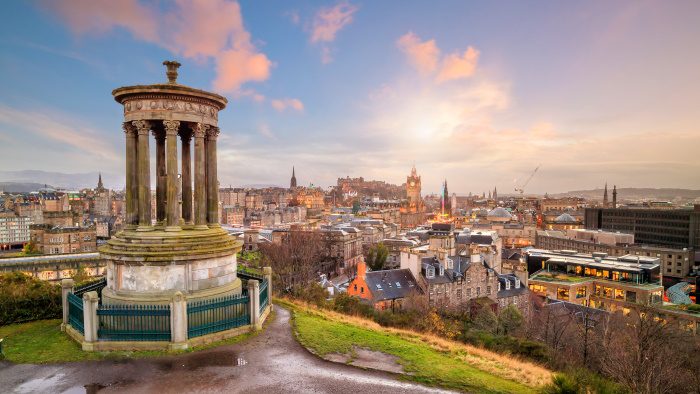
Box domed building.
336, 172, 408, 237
545, 212, 583, 231
486, 207, 513, 223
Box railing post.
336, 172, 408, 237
263, 266, 273, 311
61, 278, 75, 331
82, 291, 99, 350
169, 291, 189, 350
248, 279, 261, 330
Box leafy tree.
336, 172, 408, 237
365, 242, 389, 271
352, 200, 361, 214
21, 240, 40, 256
497, 304, 523, 335
472, 305, 498, 333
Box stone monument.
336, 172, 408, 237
100, 61, 242, 305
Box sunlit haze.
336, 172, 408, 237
1, 1, 699, 194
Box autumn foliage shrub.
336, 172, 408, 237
0, 272, 62, 325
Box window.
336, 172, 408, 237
603, 287, 613, 298
486, 286, 491, 295
360, 286, 364, 294
456, 289, 462, 300
476, 287, 481, 296
576, 287, 586, 298
626, 291, 637, 303
614, 288, 625, 300
466, 288, 472, 297
557, 287, 570, 300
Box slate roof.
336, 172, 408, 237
497, 274, 528, 299
364, 269, 420, 301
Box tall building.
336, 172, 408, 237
493, 187, 498, 201
441, 180, 451, 215
585, 206, 700, 249
612, 185, 617, 208
290, 166, 297, 188
406, 165, 421, 209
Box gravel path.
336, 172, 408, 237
0, 307, 452, 393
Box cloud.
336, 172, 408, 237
42, 0, 272, 93
436, 47, 479, 82
308, 1, 358, 63
257, 123, 277, 140
0, 104, 119, 164
270, 98, 304, 112
397, 32, 439, 74
397, 32, 480, 83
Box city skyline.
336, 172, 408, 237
1, 1, 699, 194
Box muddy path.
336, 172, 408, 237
0, 307, 451, 393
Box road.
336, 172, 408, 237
0, 307, 451, 393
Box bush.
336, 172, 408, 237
460, 329, 550, 364
289, 283, 329, 307
541, 369, 628, 394
332, 293, 376, 319
0, 272, 62, 325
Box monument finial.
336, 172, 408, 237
163, 60, 181, 84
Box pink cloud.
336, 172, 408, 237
310, 2, 358, 43
436, 47, 479, 83
396, 32, 440, 74
271, 98, 304, 112
308, 1, 358, 63
42, 0, 272, 93
397, 32, 479, 82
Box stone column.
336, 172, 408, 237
263, 266, 273, 312
60, 278, 74, 331
164, 120, 181, 231
206, 127, 220, 227
133, 120, 153, 230
123, 123, 138, 228
248, 279, 261, 330
190, 123, 209, 230
82, 291, 99, 349
169, 291, 188, 350
154, 130, 166, 224
180, 131, 193, 226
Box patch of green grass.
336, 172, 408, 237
291, 309, 537, 394
0, 309, 275, 364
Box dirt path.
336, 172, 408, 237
0, 307, 452, 393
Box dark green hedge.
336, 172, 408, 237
0, 272, 62, 326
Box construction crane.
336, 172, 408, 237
514, 165, 540, 195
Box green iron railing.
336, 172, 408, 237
187, 293, 250, 338
97, 304, 171, 342
259, 278, 269, 314
67, 292, 84, 335
74, 277, 107, 297
238, 268, 264, 282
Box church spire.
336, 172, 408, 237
97, 172, 104, 190
603, 182, 609, 207
612, 185, 617, 208
290, 166, 297, 188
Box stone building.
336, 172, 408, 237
0, 212, 31, 250
30, 224, 96, 254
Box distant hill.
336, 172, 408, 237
0, 170, 121, 190
0, 182, 53, 193
550, 188, 700, 201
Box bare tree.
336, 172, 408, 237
259, 230, 328, 293
598, 309, 694, 394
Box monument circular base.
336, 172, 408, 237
101, 277, 242, 305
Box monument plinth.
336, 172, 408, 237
100, 61, 242, 305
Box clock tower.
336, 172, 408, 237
406, 165, 422, 211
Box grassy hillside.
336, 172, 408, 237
280, 299, 552, 393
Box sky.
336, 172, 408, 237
1, 0, 699, 195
